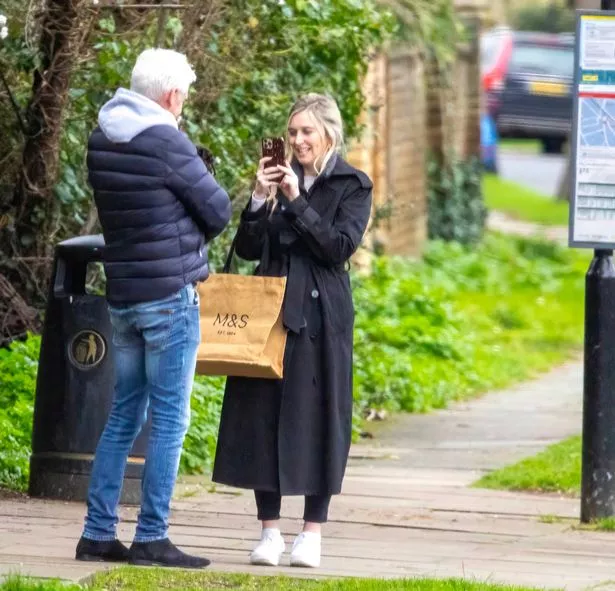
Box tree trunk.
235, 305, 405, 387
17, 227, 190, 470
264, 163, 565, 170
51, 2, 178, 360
156, 7, 169, 47
0, 272, 40, 347
0, 0, 97, 344
15, 0, 95, 262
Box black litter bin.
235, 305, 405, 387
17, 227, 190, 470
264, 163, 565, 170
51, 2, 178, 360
29, 235, 149, 504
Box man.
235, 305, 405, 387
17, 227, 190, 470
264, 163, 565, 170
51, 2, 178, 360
75, 49, 231, 569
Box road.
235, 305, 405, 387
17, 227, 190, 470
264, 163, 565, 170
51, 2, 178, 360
498, 149, 566, 198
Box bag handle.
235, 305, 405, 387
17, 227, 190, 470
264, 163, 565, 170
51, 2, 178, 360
221, 230, 271, 275
221, 200, 272, 274
222, 232, 238, 273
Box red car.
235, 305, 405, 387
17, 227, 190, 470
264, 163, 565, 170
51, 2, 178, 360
481, 27, 514, 95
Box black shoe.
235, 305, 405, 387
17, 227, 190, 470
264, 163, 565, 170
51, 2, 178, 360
75, 537, 130, 562
129, 538, 211, 569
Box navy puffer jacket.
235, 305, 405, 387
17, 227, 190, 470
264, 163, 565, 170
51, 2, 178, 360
87, 88, 231, 304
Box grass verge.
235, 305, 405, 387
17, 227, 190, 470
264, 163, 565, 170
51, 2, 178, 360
483, 174, 568, 226
539, 515, 615, 531
91, 569, 559, 590
499, 139, 542, 154
473, 435, 581, 496
0, 570, 556, 591
576, 517, 615, 532
476, 437, 615, 532
0, 576, 82, 591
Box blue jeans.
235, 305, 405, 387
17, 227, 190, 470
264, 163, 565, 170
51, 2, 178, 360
83, 284, 200, 543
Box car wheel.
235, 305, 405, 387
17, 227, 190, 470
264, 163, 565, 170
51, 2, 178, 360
541, 138, 565, 155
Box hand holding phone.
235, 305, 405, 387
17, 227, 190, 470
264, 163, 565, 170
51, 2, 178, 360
254, 137, 285, 198
276, 162, 300, 201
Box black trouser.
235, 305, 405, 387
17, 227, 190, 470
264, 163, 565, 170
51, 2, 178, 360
254, 490, 331, 523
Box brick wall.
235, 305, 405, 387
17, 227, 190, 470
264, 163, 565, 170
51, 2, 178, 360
347, 49, 427, 260
347, 4, 483, 260
427, 12, 482, 164
385, 48, 428, 256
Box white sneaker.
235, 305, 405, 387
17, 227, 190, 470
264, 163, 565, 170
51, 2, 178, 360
249, 528, 285, 566
290, 531, 321, 568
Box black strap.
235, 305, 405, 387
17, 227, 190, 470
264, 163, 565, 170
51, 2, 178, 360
221, 231, 271, 274
222, 232, 239, 273
221, 201, 272, 274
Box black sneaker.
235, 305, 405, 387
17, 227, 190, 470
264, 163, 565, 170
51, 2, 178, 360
129, 538, 211, 569
75, 537, 130, 562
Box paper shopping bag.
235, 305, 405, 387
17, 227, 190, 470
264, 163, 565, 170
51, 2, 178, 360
196, 273, 288, 379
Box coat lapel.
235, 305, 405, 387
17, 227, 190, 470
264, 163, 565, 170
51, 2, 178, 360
307, 184, 340, 217
290, 154, 343, 217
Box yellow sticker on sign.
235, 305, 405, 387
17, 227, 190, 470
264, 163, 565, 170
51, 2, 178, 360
583, 74, 599, 82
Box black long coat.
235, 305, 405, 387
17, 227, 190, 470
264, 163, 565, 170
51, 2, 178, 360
212, 155, 373, 496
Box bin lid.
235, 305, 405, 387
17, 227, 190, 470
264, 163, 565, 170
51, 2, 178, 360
56, 234, 105, 262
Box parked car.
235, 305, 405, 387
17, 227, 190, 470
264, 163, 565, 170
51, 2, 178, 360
481, 26, 513, 95
481, 29, 574, 154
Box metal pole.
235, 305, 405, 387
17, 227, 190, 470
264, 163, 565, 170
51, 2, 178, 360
581, 247, 615, 521
580, 0, 615, 525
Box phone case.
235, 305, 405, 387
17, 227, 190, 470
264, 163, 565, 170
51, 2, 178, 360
262, 137, 285, 181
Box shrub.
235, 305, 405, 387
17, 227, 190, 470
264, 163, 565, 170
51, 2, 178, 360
511, 3, 575, 34
427, 157, 487, 245
0, 337, 40, 491
180, 376, 225, 476
352, 233, 586, 416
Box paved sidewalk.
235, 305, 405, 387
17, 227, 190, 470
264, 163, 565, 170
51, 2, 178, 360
4, 360, 615, 591
487, 211, 568, 244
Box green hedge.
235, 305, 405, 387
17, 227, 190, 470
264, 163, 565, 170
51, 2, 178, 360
352, 234, 586, 417
0, 234, 588, 490
0, 338, 39, 491
427, 157, 487, 246
511, 3, 575, 34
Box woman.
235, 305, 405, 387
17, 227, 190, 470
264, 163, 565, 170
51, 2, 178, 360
212, 94, 373, 568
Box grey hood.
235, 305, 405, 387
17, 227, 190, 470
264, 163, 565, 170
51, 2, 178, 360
98, 88, 178, 143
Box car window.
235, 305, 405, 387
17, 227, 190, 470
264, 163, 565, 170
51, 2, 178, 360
509, 44, 573, 78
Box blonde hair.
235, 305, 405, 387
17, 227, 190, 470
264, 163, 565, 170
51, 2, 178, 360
265, 94, 344, 214
286, 93, 344, 176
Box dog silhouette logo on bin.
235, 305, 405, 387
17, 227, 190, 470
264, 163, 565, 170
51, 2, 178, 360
68, 330, 106, 370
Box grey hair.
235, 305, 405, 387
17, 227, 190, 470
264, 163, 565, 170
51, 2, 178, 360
130, 48, 196, 102
286, 93, 345, 175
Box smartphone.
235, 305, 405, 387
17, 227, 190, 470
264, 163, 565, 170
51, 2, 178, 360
261, 137, 285, 182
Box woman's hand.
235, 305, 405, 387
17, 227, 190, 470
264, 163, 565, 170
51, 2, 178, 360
277, 162, 300, 201
254, 157, 282, 199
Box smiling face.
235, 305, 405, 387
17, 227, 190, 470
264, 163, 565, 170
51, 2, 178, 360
287, 110, 330, 175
